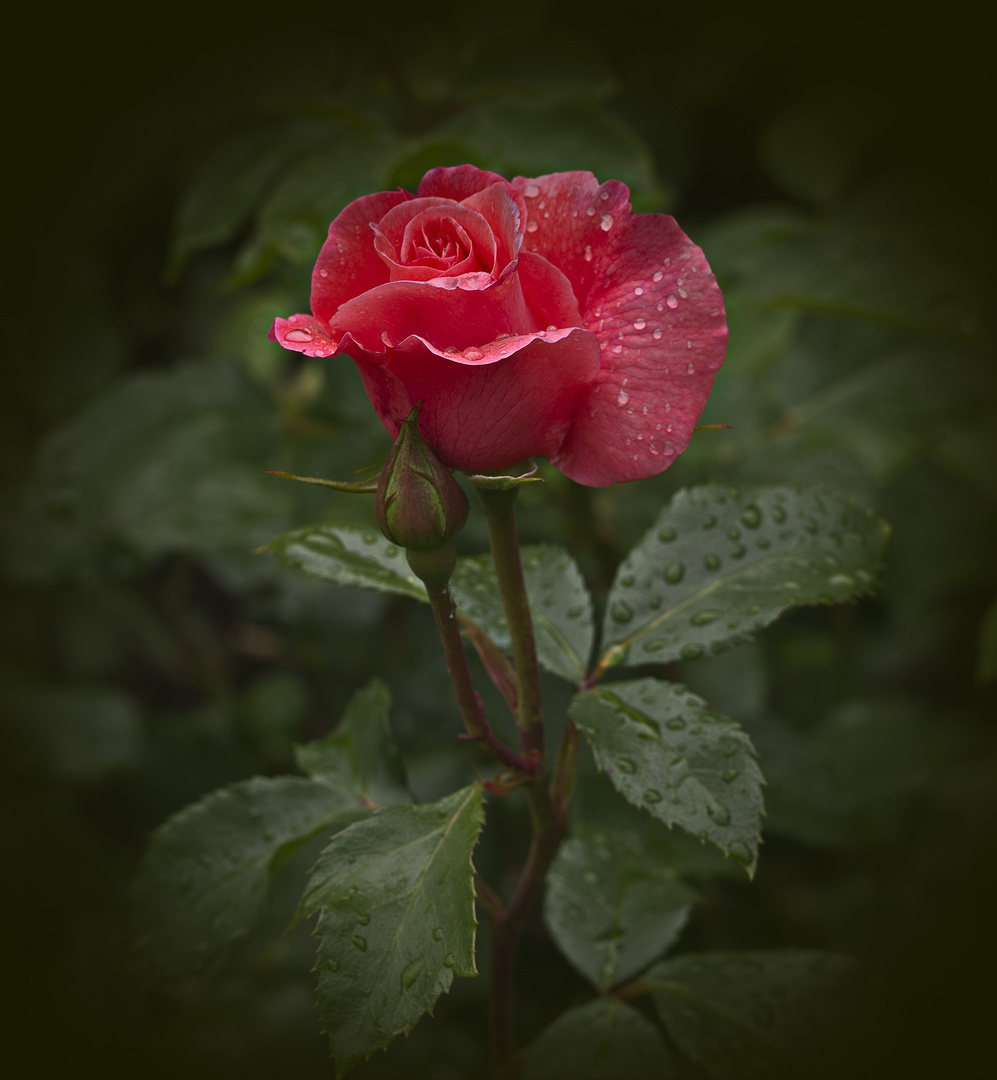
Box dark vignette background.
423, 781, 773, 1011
2, 2, 995, 1078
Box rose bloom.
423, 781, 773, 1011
271, 166, 727, 486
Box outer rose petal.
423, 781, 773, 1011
269, 313, 339, 358
346, 328, 602, 473
330, 273, 537, 355
514, 172, 728, 486
311, 189, 413, 326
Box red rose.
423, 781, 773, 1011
270, 165, 727, 486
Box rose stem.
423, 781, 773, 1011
476, 485, 569, 1078
476, 486, 545, 760
424, 581, 533, 774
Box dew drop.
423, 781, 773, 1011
620, 573, 636, 587
704, 554, 721, 570
633, 318, 646, 330
653, 327, 663, 339
829, 572, 856, 589
702, 514, 717, 529
356, 913, 371, 926
644, 789, 663, 804
617, 388, 630, 405
771, 504, 787, 524
612, 344, 623, 354
665, 562, 685, 584
634, 286, 644, 296
722, 769, 740, 783
523, 183, 540, 197
400, 957, 422, 990
681, 643, 704, 660
686, 362, 696, 375
586, 206, 596, 216
444, 953, 456, 968
756, 537, 771, 549
462, 347, 484, 360
318, 268, 329, 278
666, 717, 686, 731
285, 328, 313, 343
327, 960, 340, 972
526, 220, 539, 233
432, 927, 444, 941
740, 505, 762, 528
653, 270, 664, 282
610, 599, 634, 624
729, 843, 753, 867
658, 527, 677, 543
691, 610, 721, 626
583, 244, 593, 262
352, 936, 368, 952
666, 295, 679, 309
600, 214, 614, 231
706, 803, 731, 826
616, 757, 637, 774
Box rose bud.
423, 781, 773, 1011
375, 405, 469, 586
272, 166, 727, 486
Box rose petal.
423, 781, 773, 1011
311, 189, 413, 327
516, 252, 583, 330
515, 172, 727, 485
346, 328, 602, 473
460, 181, 524, 279
269, 313, 339, 358
418, 166, 527, 261
372, 198, 497, 282
331, 272, 537, 354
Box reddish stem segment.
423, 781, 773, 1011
424, 582, 533, 774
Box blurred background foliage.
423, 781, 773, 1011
2, 1, 994, 1077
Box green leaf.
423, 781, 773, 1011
544, 830, 696, 990
265, 523, 427, 602
647, 950, 860, 1079
133, 776, 364, 983
295, 679, 410, 806
600, 485, 887, 670
522, 998, 676, 1080
569, 679, 764, 874
33, 360, 293, 556
451, 544, 594, 684
294, 786, 485, 1077
168, 126, 292, 276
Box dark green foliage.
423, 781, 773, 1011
4, 5, 995, 1079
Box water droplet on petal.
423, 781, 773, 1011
463, 347, 483, 360
318, 268, 329, 277
830, 572, 856, 588
286, 328, 313, 343
526, 220, 539, 233
586, 206, 596, 216
653, 270, 664, 282
666, 295, 679, 309
634, 286, 644, 296
583, 245, 593, 262
687, 362, 696, 375
600, 214, 614, 231
633, 318, 646, 330
523, 183, 540, 197
617, 388, 630, 405
653, 327, 663, 339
